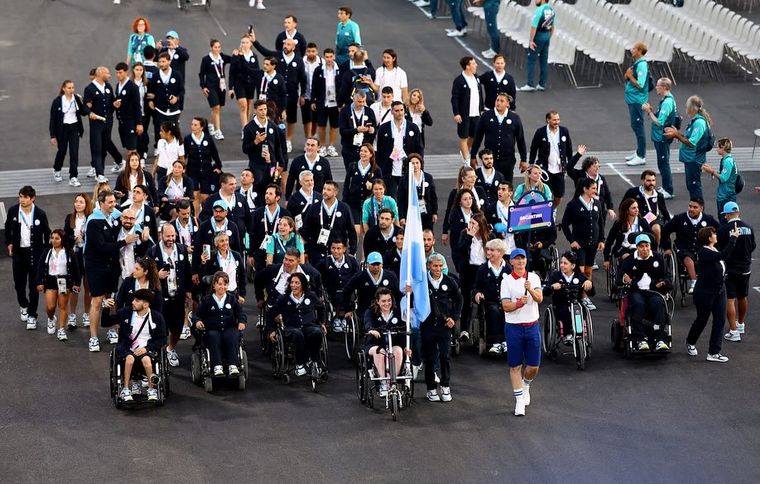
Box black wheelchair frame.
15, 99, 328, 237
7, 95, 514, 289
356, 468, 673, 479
109, 347, 170, 409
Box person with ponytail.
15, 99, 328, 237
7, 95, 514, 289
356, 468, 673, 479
665, 95, 714, 200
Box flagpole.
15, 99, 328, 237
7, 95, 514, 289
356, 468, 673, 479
405, 158, 412, 358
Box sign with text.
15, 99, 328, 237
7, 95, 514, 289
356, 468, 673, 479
508, 201, 554, 233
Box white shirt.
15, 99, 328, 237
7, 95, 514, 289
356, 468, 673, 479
91, 80, 106, 95
634, 253, 653, 290
546, 126, 562, 174
324, 64, 338, 107
217, 251, 238, 292
165, 177, 185, 200
156, 138, 185, 170
463, 72, 480, 117
500, 271, 542, 324
130, 311, 152, 350
390, 120, 407, 176
374, 66, 408, 102
370, 102, 392, 126
303, 56, 321, 99
495, 109, 508, 124
48, 248, 68, 276
18, 207, 34, 248
469, 237, 486, 265
159, 68, 172, 85
61, 95, 78, 124
74, 214, 86, 249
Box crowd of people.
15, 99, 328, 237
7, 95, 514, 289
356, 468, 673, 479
13, 3, 756, 415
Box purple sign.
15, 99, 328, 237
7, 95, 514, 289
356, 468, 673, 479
508, 201, 554, 233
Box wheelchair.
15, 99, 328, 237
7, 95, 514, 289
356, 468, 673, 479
270, 323, 329, 392
662, 250, 689, 307
605, 255, 622, 302
323, 289, 360, 363
610, 287, 675, 358
541, 283, 594, 370
355, 329, 414, 421
109, 347, 170, 409
469, 300, 507, 357
190, 328, 249, 392
528, 243, 560, 283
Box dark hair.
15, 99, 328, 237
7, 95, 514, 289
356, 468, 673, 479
574, 177, 597, 198
284, 247, 301, 259
50, 228, 66, 245
338, 6, 353, 17
209, 38, 220, 48
545, 110, 559, 121
219, 172, 236, 185
358, 143, 378, 170
115, 62, 129, 72
266, 183, 282, 197
459, 56, 474, 70
560, 250, 578, 266
70, 193, 93, 228
157, 52, 171, 62
160, 121, 183, 143
493, 54, 506, 63
391, 100, 404, 110
253, 99, 268, 110
287, 272, 309, 292
133, 184, 149, 197
697, 226, 716, 246
396, 227, 405, 236
285, 14, 298, 23
133, 288, 154, 306
97, 189, 115, 204
690, 196, 705, 207
478, 148, 493, 159
381, 86, 395, 95
471, 213, 491, 244
330, 238, 347, 247
378, 208, 395, 220
58, 79, 74, 96
322, 180, 339, 192
212, 270, 229, 286
407, 153, 424, 170
382, 48, 398, 67
499, 180, 514, 191
19, 186, 36, 198
370, 287, 396, 314
119, 154, 145, 191
264, 56, 278, 66
641, 169, 657, 180
134, 257, 161, 290
143, 45, 156, 60
192, 116, 209, 133
454, 188, 482, 214
581, 156, 600, 172
323, 48, 335, 55
372, 178, 386, 189
305, 42, 317, 50
176, 199, 191, 211
615, 198, 639, 231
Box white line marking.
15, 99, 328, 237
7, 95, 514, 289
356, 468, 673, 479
606, 163, 635, 187
208, 8, 227, 36
753, 286, 760, 294
452, 37, 489, 67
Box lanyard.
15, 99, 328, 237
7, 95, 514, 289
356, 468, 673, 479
415, 173, 426, 198
210, 55, 225, 79
264, 206, 280, 233
260, 75, 270, 94
176, 220, 193, 245
19, 207, 34, 229
352, 109, 364, 128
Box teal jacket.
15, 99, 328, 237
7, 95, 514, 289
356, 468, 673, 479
716, 154, 737, 201
625, 58, 649, 105
678, 114, 708, 164
651, 93, 675, 143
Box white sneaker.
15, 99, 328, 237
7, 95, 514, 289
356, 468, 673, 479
446, 28, 467, 37
180, 325, 191, 340
459, 331, 470, 342
518, 84, 536, 92
208, 124, 216, 135
523, 386, 531, 406
57, 328, 68, 341
241, 129, 245, 140
686, 343, 698, 356
82, 313, 90, 327
687, 280, 696, 294
724, 330, 741, 342
167, 349, 179, 367
625, 153, 636, 161
47, 318, 56, 335
20, 307, 28, 322
213, 365, 225, 376
147, 388, 158, 401
327, 145, 339, 157
514, 396, 526, 416
501, 342, 508, 354
110, 163, 122, 173
295, 364, 307, 376
706, 353, 729, 363
228, 365, 240, 376
656, 186, 673, 200
256, 1, 266, 9
69, 177, 81, 187
489, 343, 502, 354
97, 175, 108, 183
89, 337, 100, 352
434, 372, 440, 384
625, 156, 646, 166
120, 387, 132, 401
54, 171, 63, 182
378, 383, 389, 398
427, 390, 441, 402
536, 85, 546, 91
481, 49, 497, 59
249, 0, 255, 6
286, 139, 293, 153
737, 323, 745, 334
441, 386, 452, 402
415, 0, 431, 6
318, 146, 327, 157
107, 328, 119, 344
26, 317, 37, 330
214, 130, 225, 140
113, 0, 121, 5
86, 167, 96, 178
67, 313, 77, 329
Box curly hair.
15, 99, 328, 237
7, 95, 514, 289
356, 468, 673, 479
132, 16, 151, 33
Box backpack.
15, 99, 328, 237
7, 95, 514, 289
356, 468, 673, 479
735, 169, 745, 194
694, 120, 714, 154
350, 69, 375, 104
646, 72, 655, 92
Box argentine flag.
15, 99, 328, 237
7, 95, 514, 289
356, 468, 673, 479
399, 171, 431, 328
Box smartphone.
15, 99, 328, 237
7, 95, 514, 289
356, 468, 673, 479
248, 24, 254, 34
203, 244, 211, 258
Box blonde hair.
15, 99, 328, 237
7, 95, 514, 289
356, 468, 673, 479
523, 164, 546, 193
717, 137, 732, 153
92, 182, 112, 209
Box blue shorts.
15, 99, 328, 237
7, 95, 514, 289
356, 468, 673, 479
505, 322, 541, 367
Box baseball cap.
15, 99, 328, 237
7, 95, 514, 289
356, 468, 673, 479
721, 201, 740, 214
635, 234, 651, 246
212, 200, 228, 211
510, 248, 527, 259
166, 30, 179, 39
366, 252, 383, 264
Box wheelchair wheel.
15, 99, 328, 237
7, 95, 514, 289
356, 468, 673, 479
549, 245, 560, 273
664, 252, 678, 300
204, 375, 213, 393
584, 306, 594, 349
238, 350, 248, 391
258, 311, 269, 354
191, 352, 202, 385
272, 329, 286, 379
160, 348, 171, 396
574, 336, 587, 370
356, 351, 367, 403
390, 390, 400, 422
605, 260, 617, 301
319, 331, 329, 381
344, 314, 358, 362
541, 307, 557, 358
109, 350, 123, 409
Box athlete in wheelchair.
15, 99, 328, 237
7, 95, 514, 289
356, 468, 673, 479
614, 234, 673, 354
108, 289, 169, 407
515, 225, 559, 283
472, 239, 511, 355
190, 271, 249, 392
267, 272, 328, 388
356, 288, 413, 419
603, 198, 653, 301
542, 251, 594, 369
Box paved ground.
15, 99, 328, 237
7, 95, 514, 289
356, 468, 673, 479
2, 0, 760, 482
